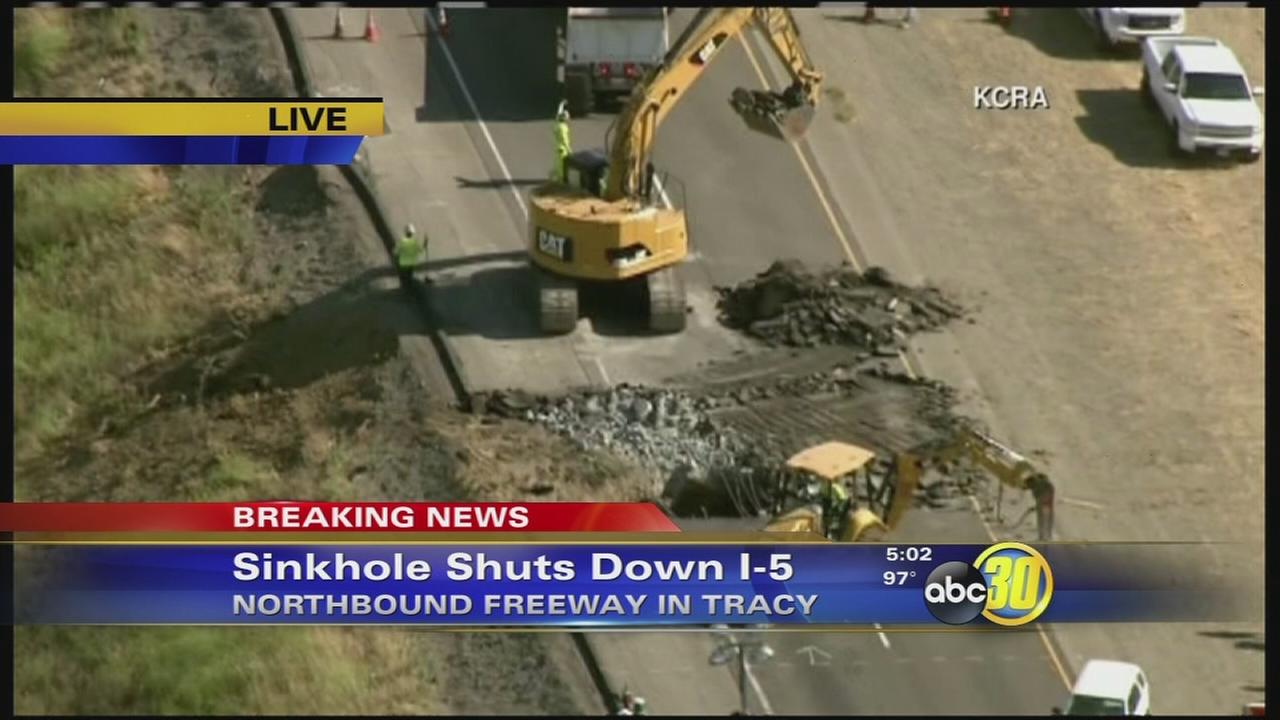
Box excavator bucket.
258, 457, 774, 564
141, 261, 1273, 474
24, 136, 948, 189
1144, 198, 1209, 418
730, 87, 816, 142
774, 104, 816, 141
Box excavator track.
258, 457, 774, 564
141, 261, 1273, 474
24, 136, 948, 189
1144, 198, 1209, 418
645, 265, 687, 333
537, 267, 579, 335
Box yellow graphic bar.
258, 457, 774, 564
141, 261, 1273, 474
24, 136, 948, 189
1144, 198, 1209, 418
0, 100, 384, 136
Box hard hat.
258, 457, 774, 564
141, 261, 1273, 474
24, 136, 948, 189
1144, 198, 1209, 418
556, 100, 570, 121
405, 223, 416, 237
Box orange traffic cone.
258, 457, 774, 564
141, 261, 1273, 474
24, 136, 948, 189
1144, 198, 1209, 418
332, 8, 344, 39
437, 8, 450, 38
363, 10, 381, 43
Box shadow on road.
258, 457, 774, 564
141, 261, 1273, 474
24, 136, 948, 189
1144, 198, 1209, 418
822, 14, 902, 27
426, 259, 682, 339
418, 8, 563, 124
1004, 9, 1136, 61
1199, 630, 1266, 653
423, 250, 526, 273
428, 264, 543, 339
1074, 89, 1189, 169
581, 278, 679, 338
455, 175, 546, 190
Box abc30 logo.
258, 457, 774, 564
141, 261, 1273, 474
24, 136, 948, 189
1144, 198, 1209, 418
923, 542, 1054, 626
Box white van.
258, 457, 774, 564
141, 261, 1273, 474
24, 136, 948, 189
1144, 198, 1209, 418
1058, 660, 1151, 715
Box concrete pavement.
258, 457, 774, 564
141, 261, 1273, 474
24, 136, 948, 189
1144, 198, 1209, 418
286, 6, 1242, 715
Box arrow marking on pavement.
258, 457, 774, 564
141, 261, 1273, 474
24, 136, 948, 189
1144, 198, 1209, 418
796, 645, 832, 666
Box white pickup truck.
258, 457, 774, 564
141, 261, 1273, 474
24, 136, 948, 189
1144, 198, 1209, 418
1054, 660, 1151, 716
1141, 36, 1265, 161
1078, 8, 1186, 49
558, 7, 669, 117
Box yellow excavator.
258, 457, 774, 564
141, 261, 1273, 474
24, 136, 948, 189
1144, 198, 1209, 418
762, 427, 1055, 542
529, 8, 824, 334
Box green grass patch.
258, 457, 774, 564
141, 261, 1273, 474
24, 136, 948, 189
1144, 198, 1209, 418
201, 451, 277, 501
13, 164, 251, 461
13, 13, 70, 95
13, 627, 390, 715
76, 8, 147, 60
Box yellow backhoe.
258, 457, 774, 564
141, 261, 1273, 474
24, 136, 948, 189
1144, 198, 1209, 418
763, 441, 915, 543
762, 427, 1055, 542
530, 8, 824, 334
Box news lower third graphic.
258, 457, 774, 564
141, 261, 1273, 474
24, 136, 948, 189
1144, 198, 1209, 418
8, 539, 1248, 627
0, 99, 384, 165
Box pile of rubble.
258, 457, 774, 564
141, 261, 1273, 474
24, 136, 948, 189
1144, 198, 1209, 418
715, 260, 965, 350
469, 365, 978, 517
473, 384, 758, 481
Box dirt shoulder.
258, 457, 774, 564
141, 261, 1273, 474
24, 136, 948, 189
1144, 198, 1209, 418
13, 8, 613, 715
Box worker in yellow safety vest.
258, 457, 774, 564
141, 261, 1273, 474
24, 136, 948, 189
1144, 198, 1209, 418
396, 223, 426, 278
552, 100, 571, 183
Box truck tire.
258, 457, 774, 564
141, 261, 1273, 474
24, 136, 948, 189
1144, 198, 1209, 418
1168, 121, 1184, 157
1094, 13, 1115, 51
1141, 69, 1156, 110
565, 73, 592, 118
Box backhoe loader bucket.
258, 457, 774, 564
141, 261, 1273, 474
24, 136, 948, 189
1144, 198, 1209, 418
730, 87, 816, 142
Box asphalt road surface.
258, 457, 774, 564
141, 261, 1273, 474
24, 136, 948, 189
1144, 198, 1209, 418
782, 8, 1264, 715
288, 7, 1221, 715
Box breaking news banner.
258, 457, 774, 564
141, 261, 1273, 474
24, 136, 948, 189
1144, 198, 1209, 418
0, 99, 383, 165
0, 502, 1252, 628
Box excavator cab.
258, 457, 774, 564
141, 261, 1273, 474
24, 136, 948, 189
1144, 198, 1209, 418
765, 441, 891, 542
564, 149, 609, 198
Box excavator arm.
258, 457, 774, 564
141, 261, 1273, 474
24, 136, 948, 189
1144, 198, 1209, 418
604, 7, 823, 202
897, 427, 1057, 538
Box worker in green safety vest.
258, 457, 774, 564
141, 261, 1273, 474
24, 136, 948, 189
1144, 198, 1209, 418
821, 478, 851, 540
396, 223, 426, 280
552, 100, 571, 184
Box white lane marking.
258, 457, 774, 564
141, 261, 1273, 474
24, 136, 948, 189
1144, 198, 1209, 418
425, 9, 618, 391
652, 173, 675, 210
968, 494, 1074, 691
721, 630, 776, 716
425, 10, 528, 220
593, 357, 612, 386
744, 661, 776, 716
1060, 496, 1105, 511
874, 623, 892, 650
